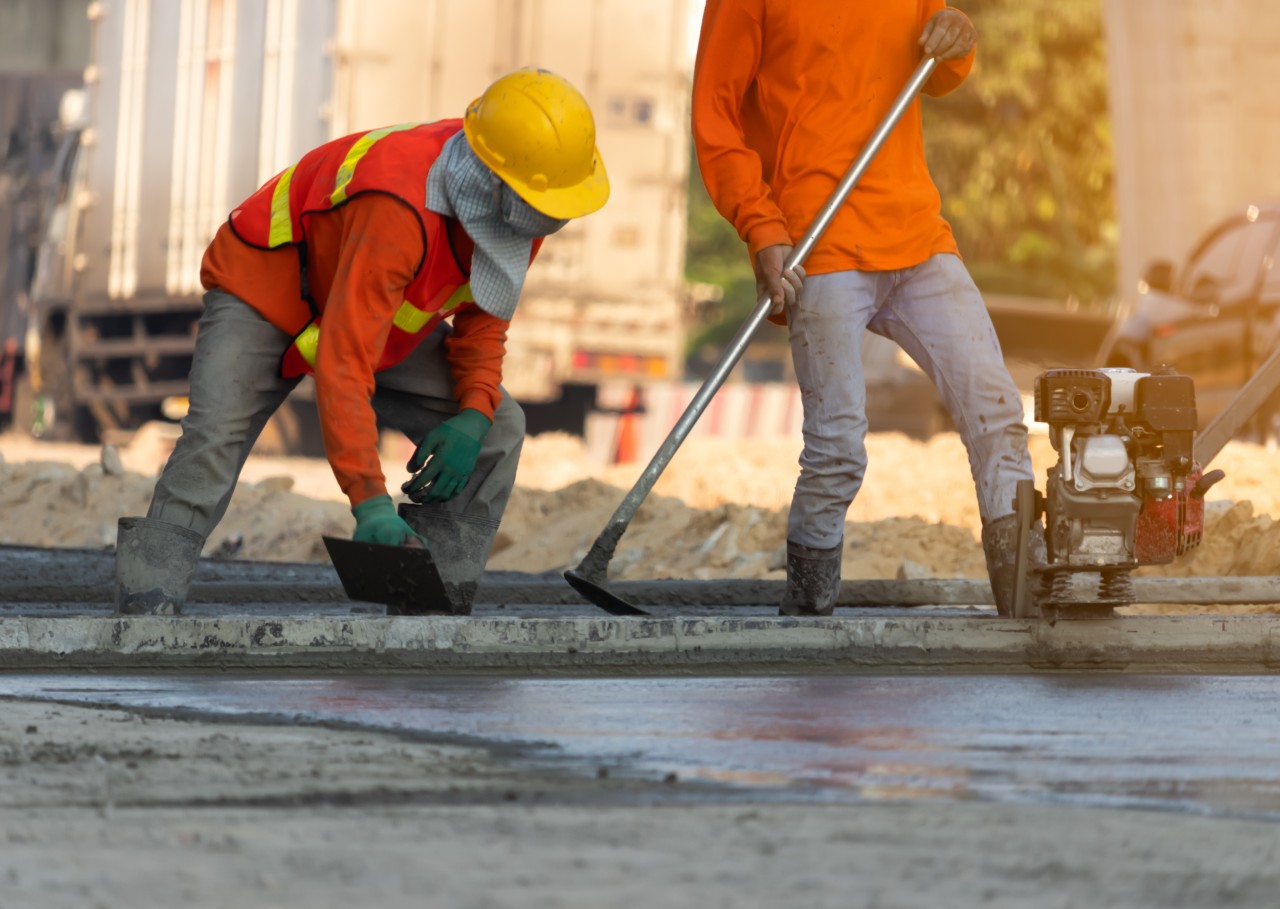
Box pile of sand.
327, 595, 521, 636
495, 480, 987, 581
3, 425, 1280, 581
0, 455, 353, 564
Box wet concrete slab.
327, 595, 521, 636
0, 544, 998, 610
12, 545, 1280, 612
3, 672, 1279, 820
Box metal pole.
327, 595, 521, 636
571, 57, 941, 588
1194, 343, 1280, 467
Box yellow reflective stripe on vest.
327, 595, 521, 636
298, 285, 469, 368
391, 283, 474, 334
330, 123, 420, 207
294, 322, 320, 367
439, 283, 474, 316
392, 300, 431, 334
268, 164, 297, 247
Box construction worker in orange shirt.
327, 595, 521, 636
114, 68, 609, 616
692, 2, 1038, 616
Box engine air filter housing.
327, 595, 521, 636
1034, 369, 1111, 427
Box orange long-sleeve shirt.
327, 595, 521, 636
692, 0, 975, 277
201, 194, 509, 507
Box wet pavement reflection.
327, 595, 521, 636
3, 673, 1279, 818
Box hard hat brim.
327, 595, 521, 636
502, 151, 610, 220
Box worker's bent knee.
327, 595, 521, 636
489, 395, 526, 450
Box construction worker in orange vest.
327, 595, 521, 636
114, 68, 609, 616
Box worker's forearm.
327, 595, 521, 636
312, 201, 422, 507
445, 305, 509, 419
314, 319, 392, 508
315, 384, 388, 507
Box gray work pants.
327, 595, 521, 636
149, 289, 525, 546
786, 254, 1033, 549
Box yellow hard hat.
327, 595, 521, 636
464, 68, 609, 220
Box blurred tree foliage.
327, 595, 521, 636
684, 163, 762, 354
684, 0, 1115, 353
927, 0, 1114, 303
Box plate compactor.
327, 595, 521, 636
1011, 366, 1225, 619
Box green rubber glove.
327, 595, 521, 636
352, 494, 427, 547
402, 409, 492, 504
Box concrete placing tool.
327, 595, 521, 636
565, 57, 941, 616
322, 536, 454, 615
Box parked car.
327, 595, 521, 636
1096, 203, 1280, 436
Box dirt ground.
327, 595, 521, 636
4, 429, 1280, 905
3, 423, 1280, 588
3, 697, 1278, 909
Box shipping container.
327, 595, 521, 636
16, 0, 690, 443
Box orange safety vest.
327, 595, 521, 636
228, 119, 535, 378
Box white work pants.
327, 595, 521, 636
786, 253, 1033, 549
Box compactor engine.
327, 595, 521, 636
1024, 367, 1222, 610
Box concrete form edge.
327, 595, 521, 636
0, 615, 1277, 672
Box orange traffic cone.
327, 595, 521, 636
613, 385, 643, 464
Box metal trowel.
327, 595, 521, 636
322, 536, 454, 615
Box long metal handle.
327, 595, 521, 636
1194, 342, 1280, 467
574, 57, 941, 580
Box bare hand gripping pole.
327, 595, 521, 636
565, 57, 941, 616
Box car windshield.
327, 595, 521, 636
1180, 217, 1280, 302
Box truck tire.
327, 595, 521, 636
27, 319, 94, 442
8, 368, 37, 436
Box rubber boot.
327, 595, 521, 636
981, 514, 1046, 618
398, 505, 499, 616
779, 539, 842, 617
114, 516, 204, 616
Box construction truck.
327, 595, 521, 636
4, 0, 690, 446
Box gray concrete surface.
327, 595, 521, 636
5, 697, 1278, 909
4, 544, 1280, 672
5, 672, 1280, 820
9, 545, 1280, 610
2, 613, 1279, 672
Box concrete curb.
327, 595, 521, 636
1, 614, 1277, 673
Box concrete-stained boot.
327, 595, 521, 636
981, 514, 1046, 618
399, 505, 500, 616
779, 539, 842, 617
114, 516, 204, 615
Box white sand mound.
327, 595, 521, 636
0, 448, 352, 563
2, 426, 1280, 582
